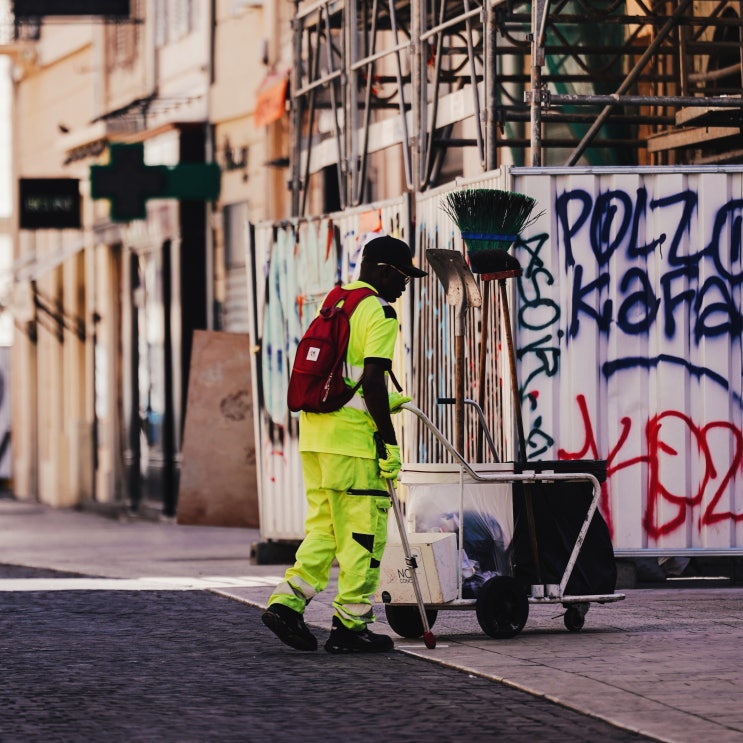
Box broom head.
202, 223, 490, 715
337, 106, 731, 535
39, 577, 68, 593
441, 188, 539, 273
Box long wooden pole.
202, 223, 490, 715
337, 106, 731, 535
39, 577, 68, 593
476, 281, 489, 462
499, 279, 526, 462
499, 278, 541, 584
456, 331, 465, 457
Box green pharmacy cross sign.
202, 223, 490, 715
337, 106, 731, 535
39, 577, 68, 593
90, 143, 220, 222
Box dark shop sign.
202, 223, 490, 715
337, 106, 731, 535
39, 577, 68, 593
12, 1, 130, 17
19, 178, 81, 230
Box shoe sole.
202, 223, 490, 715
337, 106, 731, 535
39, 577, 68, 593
262, 610, 317, 652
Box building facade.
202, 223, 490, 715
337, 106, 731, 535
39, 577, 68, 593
4, 0, 292, 515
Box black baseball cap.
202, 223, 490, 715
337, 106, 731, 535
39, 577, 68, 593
362, 235, 428, 278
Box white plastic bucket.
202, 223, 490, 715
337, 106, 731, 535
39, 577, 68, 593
398, 463, 515, 594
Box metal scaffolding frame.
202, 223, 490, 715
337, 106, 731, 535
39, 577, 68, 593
290, 0, 743, 216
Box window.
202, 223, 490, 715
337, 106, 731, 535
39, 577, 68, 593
155, 0, 198, 48
107, 0, 141, 70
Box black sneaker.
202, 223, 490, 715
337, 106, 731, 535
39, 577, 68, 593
262, 603, 317, 651
324, 616, 394, 654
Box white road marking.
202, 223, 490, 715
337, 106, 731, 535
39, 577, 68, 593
0, 576, 284, 592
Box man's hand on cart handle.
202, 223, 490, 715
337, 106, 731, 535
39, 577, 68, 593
388, 391, 411, 413
374, 432, 401, 481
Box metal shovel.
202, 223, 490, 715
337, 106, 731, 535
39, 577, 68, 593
425, 248, 482, 456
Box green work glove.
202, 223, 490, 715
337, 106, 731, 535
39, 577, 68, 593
378, 443, 402, 480
388, 391, 412, 414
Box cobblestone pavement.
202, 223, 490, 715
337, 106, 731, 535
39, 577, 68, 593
4, 499, 743, 743
0, 566, 651, 743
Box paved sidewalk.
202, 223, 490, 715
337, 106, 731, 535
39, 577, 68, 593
2, 497, 742, 742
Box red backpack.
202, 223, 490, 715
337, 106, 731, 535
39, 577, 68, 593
287, 286, 376, 413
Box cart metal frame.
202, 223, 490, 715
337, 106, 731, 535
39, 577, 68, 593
384, 402, 625, 639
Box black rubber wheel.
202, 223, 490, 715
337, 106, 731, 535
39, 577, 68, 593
564, 605, 587, 632
475, 575, 529, 639
384, 604, 438, 639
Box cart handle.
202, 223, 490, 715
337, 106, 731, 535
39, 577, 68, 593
436, 397, 500, 462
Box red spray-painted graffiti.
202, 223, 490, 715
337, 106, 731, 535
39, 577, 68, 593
557, 395, 743, 541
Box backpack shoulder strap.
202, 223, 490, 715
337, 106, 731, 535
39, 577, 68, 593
341, 286, 376, 315
321, 285, 376, 315
321, 285, 347, 310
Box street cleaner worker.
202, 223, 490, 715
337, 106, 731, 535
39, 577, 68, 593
262, 235, 427, 653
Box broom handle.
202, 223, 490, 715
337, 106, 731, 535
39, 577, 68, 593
476, 282, 489, 462
456, 332, 465, 457
498, 279, 526, 463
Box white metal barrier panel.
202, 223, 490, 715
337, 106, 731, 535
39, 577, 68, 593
248, 199, 409, 540
248, 167, 743, 554
512, 167, 743, 553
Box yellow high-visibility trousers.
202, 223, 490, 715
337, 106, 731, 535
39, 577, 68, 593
268, 452, 389, 631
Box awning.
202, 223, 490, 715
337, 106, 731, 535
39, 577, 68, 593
254, 71, 289, 128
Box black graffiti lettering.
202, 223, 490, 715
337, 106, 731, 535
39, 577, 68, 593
517, 231, 549, 274
660, 266, 697, 338
556, 186, 743, 346
518, 294, 560, 333
569, 264, 612, 338
651, 190, 697, 267
517, 334, 561, 393
555, 189, 592, 270
514, 233, 563, 450
518, 271, 560, 332
706, 199, 743, 282
591, 190, 633, 266
694, 275, 743, 342
616, 267, 660, 335
629, 186, 666, 257
517, 233, 561, 331
525, 418, 555, 459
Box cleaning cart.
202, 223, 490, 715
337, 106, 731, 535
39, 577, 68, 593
376, 402, 625, 642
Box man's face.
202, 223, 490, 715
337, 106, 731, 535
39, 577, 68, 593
376, 263, 410, 303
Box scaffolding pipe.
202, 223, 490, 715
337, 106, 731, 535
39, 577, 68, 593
529, 0, 548, 166
564, 0, 695, 165
484, 0, 497, 171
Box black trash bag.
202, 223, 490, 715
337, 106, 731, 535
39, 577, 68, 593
462, 509, 511, 577
511, 460, 617, 596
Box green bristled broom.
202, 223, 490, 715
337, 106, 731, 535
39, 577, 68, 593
441, 188, 540, 274
442, 187, 544, 579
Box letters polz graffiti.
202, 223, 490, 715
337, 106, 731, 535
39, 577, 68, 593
556, 187, 743, 384
560, 395, 743, 541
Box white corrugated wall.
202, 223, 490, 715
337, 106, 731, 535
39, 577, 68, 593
248, 166, 743, 554
512, 167, 743, 552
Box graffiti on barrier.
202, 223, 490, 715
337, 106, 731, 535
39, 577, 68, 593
515, 174, 743, 547
556, 394, 743, 540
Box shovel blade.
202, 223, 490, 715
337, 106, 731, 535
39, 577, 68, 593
425, 249, 482, 308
